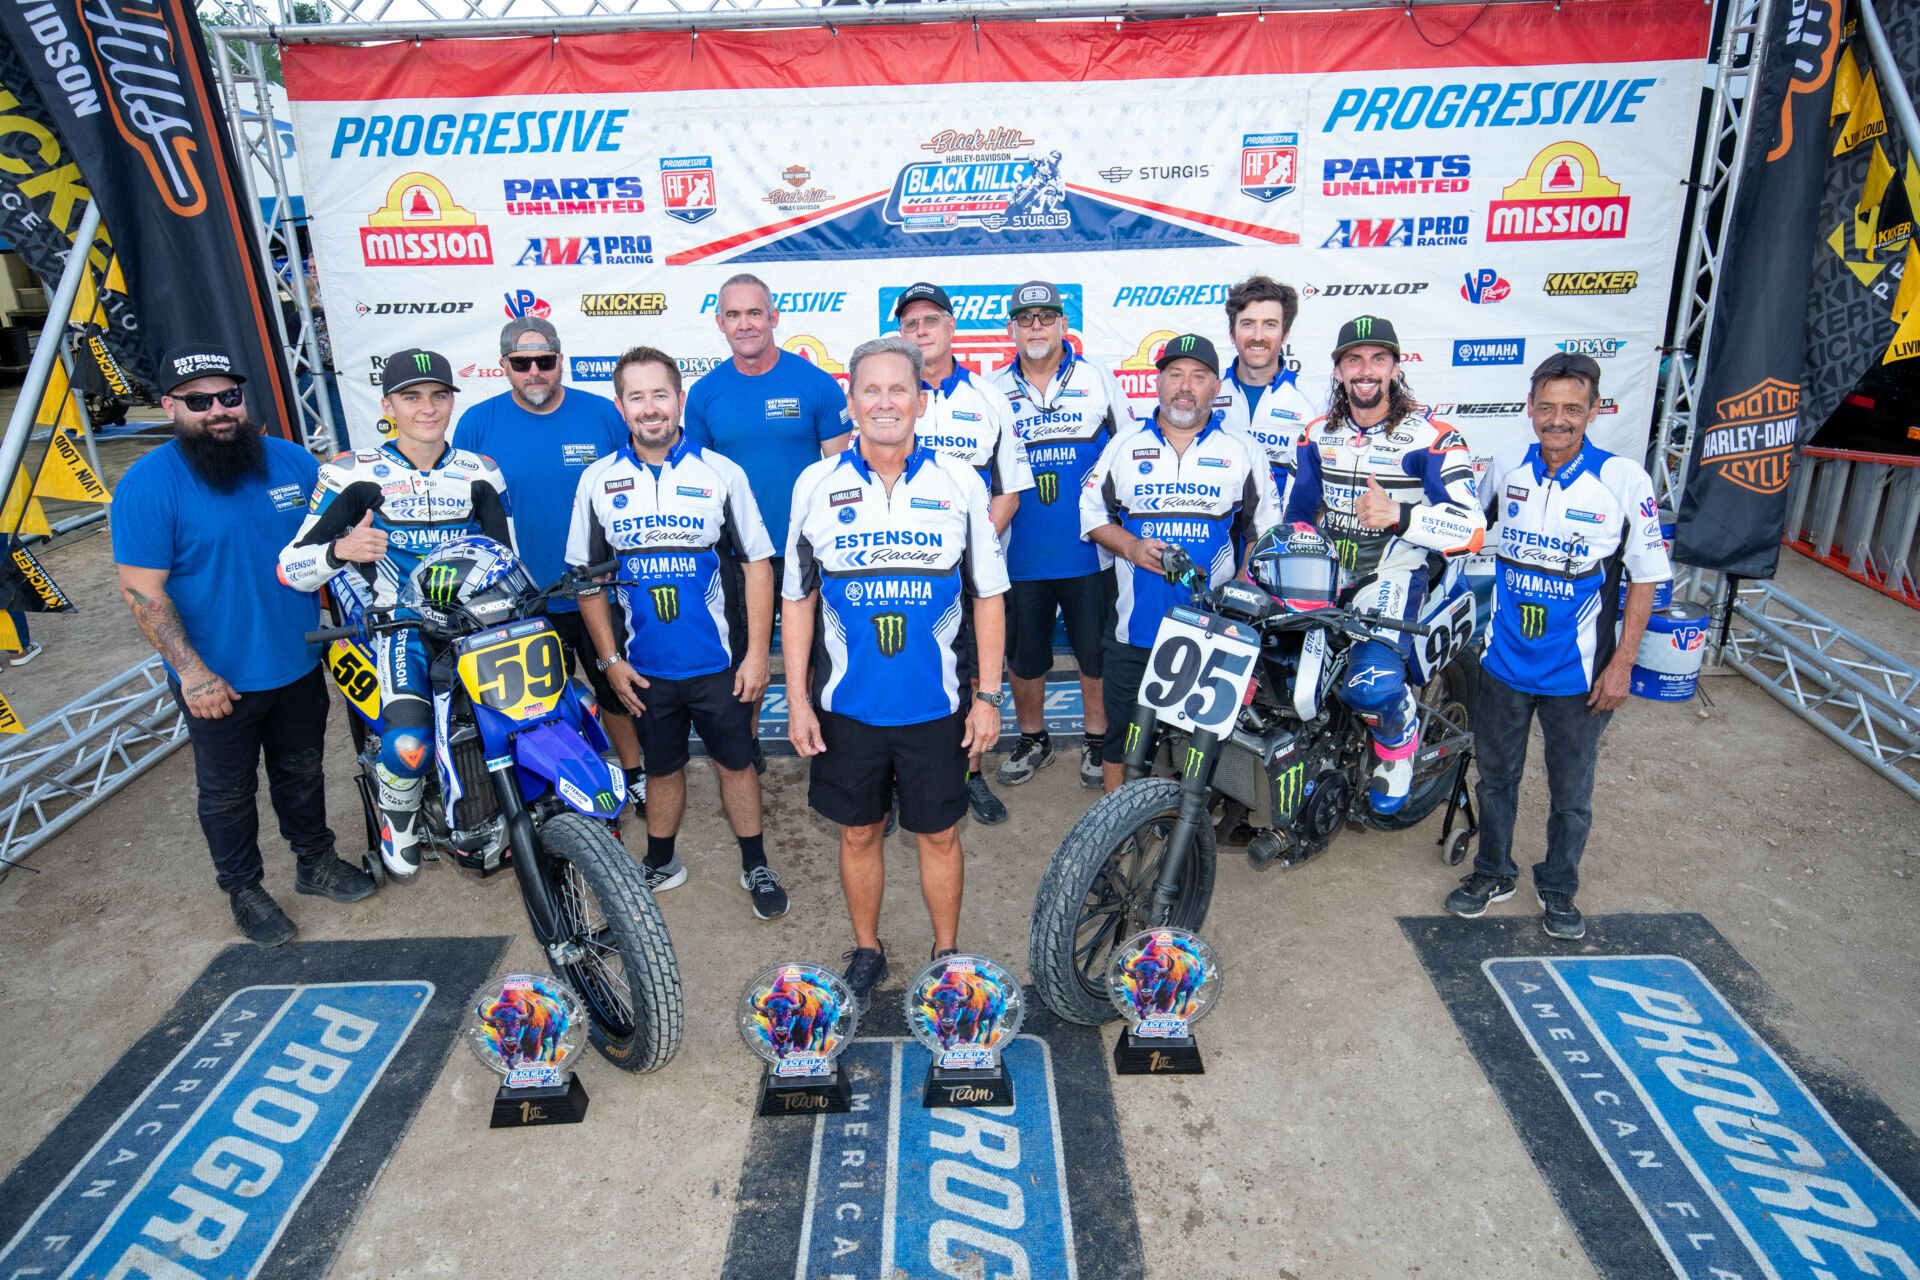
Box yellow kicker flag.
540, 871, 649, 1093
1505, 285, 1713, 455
1892, 243, 1920, 324
1831, 42, 1861, 121
0, 472, 51, 539
1836, 69, 1886, 155
1857, 142, 1895, 252
0, 687, 22, 736
1887, 303, 1920, 363
0, 614, 18, 651
1827, 220, 1886, 286
33, 427, 110, 504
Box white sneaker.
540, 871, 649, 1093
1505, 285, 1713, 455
8, 641, 42, 667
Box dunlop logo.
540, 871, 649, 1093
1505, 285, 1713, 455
424, 563, 460, 603
1519, 602, 1548, 640
872, 612, 907, 657
1035, 471, 1059, 505
1274, 760, 1305, 816
649, 584, 680, 622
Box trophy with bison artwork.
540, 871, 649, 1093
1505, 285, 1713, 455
469, 972, 590, 1127
1108, 929, 1220, 1075
905, 954, 1024, 1108
740, 962, 859, 1116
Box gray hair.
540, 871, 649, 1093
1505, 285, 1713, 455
717, 273, 773, 309
847, 334, 923, 386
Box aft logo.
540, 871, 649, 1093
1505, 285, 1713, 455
660, 155, 717, 224
1239, 132, 1299, 203
516, 236, 654, 266
359, 172, 493, 267
1460, 268, 1511, 304
1488, 142, 1630, 241
1556, 337, 1629, 359
1322, 155, 1470, 196
1321, 217, 1468, 248
502, 177, 645, 215
1453, 339, 1525, 367
503, 289, 550, 319
1544, 270, 1639, 296
885, 129, 1068, 234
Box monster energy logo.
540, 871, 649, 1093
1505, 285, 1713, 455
423, 563, 460, 603
1035, 471, 1059, 505
1174, 335, 1196, 353
1334, 538, 1360, 571
1353, 316, 1376, 339
872, 612, 907, 658
1183, 745, 1204, 778
1124, 722, 1141, 755
594, 790, 615, 811
1274, 760, 1305, 817
1518, 602, 1548, 640
413, 352, 434, 372
649, 584, 680, 623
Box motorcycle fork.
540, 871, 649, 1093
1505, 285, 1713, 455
1121, 707, 1161, 781
492, 764, 565, 946
1148, 727, 1223, 924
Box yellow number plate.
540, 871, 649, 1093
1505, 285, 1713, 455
327, 640, 382, 720
457, 627, 567, 719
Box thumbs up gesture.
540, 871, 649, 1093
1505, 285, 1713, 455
333, 507, 389, 563
1356, 475, 1401, 531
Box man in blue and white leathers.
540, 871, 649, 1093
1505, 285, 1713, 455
566, 346, 788, 922
783, 335, 1010, 1012
1216, 275, 1317, 508
1082, 333, 1280, 793
989, 279, 1133, 790
1444, 352, 1671, 941
277, 348, 515, 878
1282, 315, 1485, 814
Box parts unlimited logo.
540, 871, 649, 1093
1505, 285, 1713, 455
359, 173, 493, 267
885, 128, 1068, 234
1321, 154, 1470, 197
660, 155, 717, 224
502, 176, 645, 216
1239, 133, 1298, 203
1487, 142, 1630, 241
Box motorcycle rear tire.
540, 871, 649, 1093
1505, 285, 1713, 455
1372, 648, 1482, 832
538, 812, 684, 1072
1028, 779, 1217, 1025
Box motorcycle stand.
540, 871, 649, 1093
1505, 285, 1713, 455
1436, 752, 1478, 866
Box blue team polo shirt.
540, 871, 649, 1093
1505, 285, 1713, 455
453, 385, 627, 612
683, 349, 848, 549
111, 436, 322, 692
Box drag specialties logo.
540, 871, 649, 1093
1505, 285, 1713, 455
1322, 155, 1470, 197
360, 173, 493, 266
582, 292, 667, 318
516, 236, 653, 266
1699, 378, 1798, 495
1240, 133, 1299, 203
1487, 142, 1630, 241
1034, 471, 1061, 504
1518, 602, 1548, 640
764, 163, 835, 212
872, 612, 908, 657
1557, 337, 1629, 359
1322, 217, 1468, 248
1544, 271, 1638, 296
1454, 339, 1525, 367
879, 283, 1085, 374
354, 300, 474, 317
502, 176, 645, 215
1301, 281, 1429, 298
1461, 268, 1511, 304
503, 289, 550, 319
648, 583, 681, 623
660, 155, 717, 224
885, 127, 1068, 234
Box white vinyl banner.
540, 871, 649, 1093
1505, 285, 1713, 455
285, 1, 1709, 464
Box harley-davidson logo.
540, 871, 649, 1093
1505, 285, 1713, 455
1699, 377, 1798, 495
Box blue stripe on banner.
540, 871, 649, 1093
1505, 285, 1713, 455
1488, 955, 1920, 1278
747, 679, 1088, 752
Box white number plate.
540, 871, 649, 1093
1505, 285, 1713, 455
1138, 610, 1261, 734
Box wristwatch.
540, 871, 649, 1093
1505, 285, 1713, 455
975, 690, 1007, 709
595, 655, 623, 673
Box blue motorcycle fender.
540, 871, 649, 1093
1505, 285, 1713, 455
510, 720, 626, 819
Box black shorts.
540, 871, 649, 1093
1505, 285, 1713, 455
1099, 638, 1152, 765
634, 667, 756, 775
545, 609, 621, 713
1007, 572, 1114, 681
809, 708, 968, 833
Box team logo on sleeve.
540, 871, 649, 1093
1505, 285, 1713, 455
1035, 471, 1060, 505
660, 156, 717, 224
1518, 603, 1549, 640
648, 584, 681, 623
872, 612, 908, 657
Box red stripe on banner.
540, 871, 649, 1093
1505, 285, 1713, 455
284, 1, 1710, 102
666, 192, 890, 266
1062, 185, 1303, 246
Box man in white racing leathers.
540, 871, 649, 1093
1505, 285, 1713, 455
1282, 316, 1485, 814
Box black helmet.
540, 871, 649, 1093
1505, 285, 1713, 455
1247, 523, 1341, 611
401, 536, 536, 633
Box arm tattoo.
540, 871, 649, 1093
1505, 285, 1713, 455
124, 586, 207, 677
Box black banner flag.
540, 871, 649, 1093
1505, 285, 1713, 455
0, 0, 297, 437
1674, 0, 1843, 576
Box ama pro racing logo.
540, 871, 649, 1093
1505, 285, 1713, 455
1487, 142, 1630, 241
1322, 217, 1468, 248
885, 128, 1067, 234
360, 173, 493, 267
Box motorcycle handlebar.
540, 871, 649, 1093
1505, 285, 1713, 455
304, 623, 360, 645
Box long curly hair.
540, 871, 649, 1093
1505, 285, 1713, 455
1326, 369, 1420, 433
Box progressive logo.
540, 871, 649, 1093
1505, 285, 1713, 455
1321, 78, 1656, 131
359, 173, 493, 267
1487, 142, 1630, 241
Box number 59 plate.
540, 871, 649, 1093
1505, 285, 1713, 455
1138, 609, 1261, 735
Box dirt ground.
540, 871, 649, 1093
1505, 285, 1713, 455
3, 427, 1917, 1279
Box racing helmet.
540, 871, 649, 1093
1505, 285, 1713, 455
1247, 523, 1341, 611
400, 536, 536, 633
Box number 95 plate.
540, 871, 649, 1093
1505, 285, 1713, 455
1138, 608, 1261, 735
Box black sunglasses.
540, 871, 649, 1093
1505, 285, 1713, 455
177, 387, 245, 412
506, 354, 559, 373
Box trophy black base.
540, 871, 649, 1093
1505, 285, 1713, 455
757, 1067, 853, 1117
490, 1075, 590, 1127
1113, 1032, 1206, 1075
923, 1063, 1015, 1109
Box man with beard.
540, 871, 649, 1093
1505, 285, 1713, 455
1081, 334, 1280, 791
566, 346, 787, 919
1216, 275, 1316, 507
1282, 316, 1485, 814
112, 344, 376, 946
453, 317, 641, 805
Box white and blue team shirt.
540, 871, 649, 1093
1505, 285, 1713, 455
1216, 361, 1317, 511
1480, 439, 1673, 697
988, 352, 1134, 581
565, 435, 775, 682
784, 442, 1010, 727
1081, 412, 1281, 648
919, 365, 1034, 501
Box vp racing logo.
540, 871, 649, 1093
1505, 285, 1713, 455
1518, 603, 1549, 640
648, 584, 681, 623
885, 128, 1067, 234
872, 612, 908, 658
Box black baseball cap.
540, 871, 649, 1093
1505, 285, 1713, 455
893, 282, 953, 318
1332, 315, 1401, 359
1154, 333, 1221, 376
382, 348, 458, 396
160, 343, 245, 393
1008, 281, 1066, 314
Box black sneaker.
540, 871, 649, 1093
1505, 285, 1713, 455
995, 733, 1054, 785
842, 945, 889, 1012
625, 770, 648, 816
931, 947, 959, 962
1079, 739, 1105, 789
295, 855, 378, 903
1538, 890, 1586, 940
644, 855, 687, 894
741, 865, 789, 920
230, 884, 297, 947
966, 774, 1008, 825
1444, 872, 1516, 919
